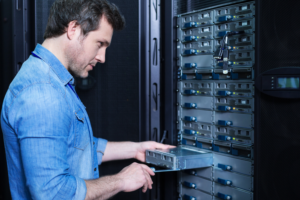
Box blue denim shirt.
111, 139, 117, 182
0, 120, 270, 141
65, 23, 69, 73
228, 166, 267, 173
1, 44, 107, 200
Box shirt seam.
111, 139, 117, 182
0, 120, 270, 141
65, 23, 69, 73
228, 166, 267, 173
33, 51, 72, 85
11, 74, 72, 135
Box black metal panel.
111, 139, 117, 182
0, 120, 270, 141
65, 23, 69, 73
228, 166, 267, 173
76, 0, 140, 199
12, 0, 35, 75
1, 0, 33, 199
255, 0, 300, 199
0, 0, 14, 198
35, 0, 56, 44
160, 0, 179, 200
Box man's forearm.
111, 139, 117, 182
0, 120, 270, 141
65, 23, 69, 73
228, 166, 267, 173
84, 174, 123, 200
102, 141, 138, 162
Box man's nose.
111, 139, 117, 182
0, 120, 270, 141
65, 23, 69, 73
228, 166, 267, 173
95, 49, 106, 63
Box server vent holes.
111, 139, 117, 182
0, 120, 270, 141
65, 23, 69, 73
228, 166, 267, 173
246, 131, 250, 136
238, 130, 241, 135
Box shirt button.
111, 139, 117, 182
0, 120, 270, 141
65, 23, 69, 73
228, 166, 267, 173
94, 168, 97, 171
93, 142, 95, 145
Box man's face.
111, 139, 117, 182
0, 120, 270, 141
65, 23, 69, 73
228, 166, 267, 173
66, 16, 113, 78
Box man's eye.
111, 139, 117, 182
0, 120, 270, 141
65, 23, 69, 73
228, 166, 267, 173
98, 42, 103, 47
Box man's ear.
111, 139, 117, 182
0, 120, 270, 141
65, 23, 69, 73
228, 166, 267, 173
66, 21, 79, 40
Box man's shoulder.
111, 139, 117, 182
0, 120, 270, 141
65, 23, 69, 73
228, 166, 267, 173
9, 55, 64, 98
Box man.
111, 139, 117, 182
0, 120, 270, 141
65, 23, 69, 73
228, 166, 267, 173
0, 0, 173, 199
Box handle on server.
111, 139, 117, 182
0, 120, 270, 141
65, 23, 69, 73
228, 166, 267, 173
218, 163, 232, 171
217, 192, 232, 200
183, 194, 196, 200
217, 178, 232, 186
182, 181, 197, 189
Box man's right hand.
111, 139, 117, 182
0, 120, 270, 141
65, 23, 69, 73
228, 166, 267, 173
84, 162, 155, 200
117, 162, 155, 193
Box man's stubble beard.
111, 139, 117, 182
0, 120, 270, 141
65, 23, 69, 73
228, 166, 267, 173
65, 40, 88, 78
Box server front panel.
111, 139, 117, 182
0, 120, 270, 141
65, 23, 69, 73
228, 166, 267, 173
176, 1, 255, 200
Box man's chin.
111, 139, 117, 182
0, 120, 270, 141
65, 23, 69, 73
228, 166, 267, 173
80, 72, 89, 79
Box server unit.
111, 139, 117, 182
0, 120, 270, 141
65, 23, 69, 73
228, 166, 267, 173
174, 1, 255, 200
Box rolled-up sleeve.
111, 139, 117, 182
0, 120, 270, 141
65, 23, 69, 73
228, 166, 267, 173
95, 137, 108, 165
13, 84, 87, 200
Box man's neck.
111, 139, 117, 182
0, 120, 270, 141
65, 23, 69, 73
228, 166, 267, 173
42, 37, 69, 70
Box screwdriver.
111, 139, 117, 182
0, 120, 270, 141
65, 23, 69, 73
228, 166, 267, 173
150, 167, 180, 173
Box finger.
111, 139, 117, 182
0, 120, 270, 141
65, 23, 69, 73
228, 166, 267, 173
154, 143, 176, 150
145, 168, 153, 189
144, 169, 153, 189
142, 181, 148, 193
140, 164, 155, 176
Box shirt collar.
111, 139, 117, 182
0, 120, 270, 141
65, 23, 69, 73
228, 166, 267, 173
32, 44, 74, 85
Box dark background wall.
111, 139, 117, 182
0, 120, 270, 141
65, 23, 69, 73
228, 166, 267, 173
76, 0, 141, 199
0, 0, 141, 199
0, 0, 14, 199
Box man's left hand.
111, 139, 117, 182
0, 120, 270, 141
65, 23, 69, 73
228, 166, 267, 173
134, 141, 176, 162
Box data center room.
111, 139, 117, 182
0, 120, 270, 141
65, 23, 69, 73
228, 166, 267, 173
1, 0, 300, 200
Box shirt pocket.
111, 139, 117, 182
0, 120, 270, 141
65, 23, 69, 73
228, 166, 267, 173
74, 108, 90, 150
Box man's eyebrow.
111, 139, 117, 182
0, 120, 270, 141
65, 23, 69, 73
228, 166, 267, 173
99, 40, 110, 47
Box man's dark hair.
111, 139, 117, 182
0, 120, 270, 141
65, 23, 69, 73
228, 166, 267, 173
44, 0, 125, 39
